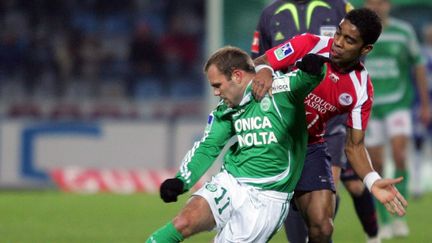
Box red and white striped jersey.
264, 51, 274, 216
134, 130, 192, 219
266, 33, 374, 144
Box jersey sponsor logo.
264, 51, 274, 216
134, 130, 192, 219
274, 42, 294, 61
260, 97, 271, 112
304, 93, 337, 114
320, 26, 337, 37
237, 132, 278, 147
234, 116, 278, 147
272, 75, 291, 94
338, 93, 353, 106
205, 113, 214, 133
234, 116, 272, 132
328, 72, 340, 82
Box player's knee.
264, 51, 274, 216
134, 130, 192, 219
309, 218, 334, 241
172, 216, 192, 238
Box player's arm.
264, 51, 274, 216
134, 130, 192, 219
345, 128, 408, 216
160, 107, 233, 203
253, 34, 320, 100
408, 23, 430, 126
252, 53, 274, 100
414, 64, 431, 126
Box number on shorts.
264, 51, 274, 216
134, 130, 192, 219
214, 186, 230, 215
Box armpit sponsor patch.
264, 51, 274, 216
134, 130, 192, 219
272, 76, 291, 94
274, 42, 294, 61
205, 113, 214, 133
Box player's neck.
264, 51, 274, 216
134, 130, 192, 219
331, 60, 360, 74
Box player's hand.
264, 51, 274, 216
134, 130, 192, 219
295, 54, 330, 76
160, 178, 184, 203
371, 177, 408, 216
252, 68, 273, 101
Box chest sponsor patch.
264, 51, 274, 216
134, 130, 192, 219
338, 93, 353, 106
274, 42, 294, 61
320, 26, 337, 37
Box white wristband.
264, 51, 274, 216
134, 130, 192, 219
255, 64, 275, 75
363, 171, 382, 192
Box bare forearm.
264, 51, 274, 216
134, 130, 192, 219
253, 54, 271, 66
415, 65, 430, 107
345, 128, 376, 180
345, 143, 374, 180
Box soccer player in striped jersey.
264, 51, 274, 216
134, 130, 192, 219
253, 8, 407, 243
251, 1, 380, 242
146, 48, 330, 242
364, 0, 431, 239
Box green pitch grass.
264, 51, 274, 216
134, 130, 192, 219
0, 189, 430, 243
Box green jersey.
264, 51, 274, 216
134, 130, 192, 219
176, 67, 325, 193
365, 18, 424, 117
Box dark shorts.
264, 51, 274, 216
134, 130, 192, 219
340, 161, 361, 182
295, 143, 336, 192
324, 114, 347, 168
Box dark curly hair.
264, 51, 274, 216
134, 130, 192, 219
345, 8, 382, 45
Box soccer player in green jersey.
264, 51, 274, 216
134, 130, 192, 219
145, 48, 329, 242
364, 0, 431, 239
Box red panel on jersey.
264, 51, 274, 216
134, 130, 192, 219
264, 34, 373, 144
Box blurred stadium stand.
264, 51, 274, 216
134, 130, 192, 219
0, 0, 205, 120
1, 0, 432, 192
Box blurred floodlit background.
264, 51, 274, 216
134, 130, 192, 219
0, 0, 431, 196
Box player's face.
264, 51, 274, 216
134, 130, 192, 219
207, 64, 243, 108
330, 19, 365, 67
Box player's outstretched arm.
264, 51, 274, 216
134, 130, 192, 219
345, 128, 408, 216
252, 54, 274, 100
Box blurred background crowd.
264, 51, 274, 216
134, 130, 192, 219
0, 0, 430, 122
0, 0, 205, 119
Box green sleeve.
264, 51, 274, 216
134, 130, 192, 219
175, 107, 233, 191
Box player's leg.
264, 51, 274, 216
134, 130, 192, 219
412, 131, 425, 199
411, 97, 428, 199
386, 110, 412, 237
146, 195, 215, 242
331, 166, 341, 218
325, 116, 347, 218
341, 165, 379, 242
411, 104, 426, 199
295, 189, 335, 243
284, 202, 308, 243
285, 143, 336, 243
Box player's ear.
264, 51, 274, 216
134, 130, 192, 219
231, 69, 242, 83
361, 44, 373, 56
